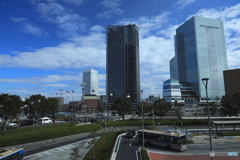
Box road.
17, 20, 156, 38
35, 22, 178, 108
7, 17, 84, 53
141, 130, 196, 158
116, 132, 240, 160
116, 134, 140, 160
24, 134, 100, 160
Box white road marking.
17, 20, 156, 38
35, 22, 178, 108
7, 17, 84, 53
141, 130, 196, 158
129, 140, 132, 146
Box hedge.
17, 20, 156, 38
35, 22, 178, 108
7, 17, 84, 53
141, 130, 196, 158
217, 131, 240, 136
0, 123, 100, 147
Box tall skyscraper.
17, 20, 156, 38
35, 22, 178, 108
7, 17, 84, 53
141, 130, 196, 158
174, 16, 228, 100
106, 24, 140, 103
82, 69, 98, 95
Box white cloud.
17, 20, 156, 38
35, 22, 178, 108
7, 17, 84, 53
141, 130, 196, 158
35, 1, 88, 37
0, 30, 105, 69
0, 75, 80, 84
117, 12, 171, 38
62, 0, 84, 5
189, 3, 240, 69
11, 17, 48, 36
97, 0, 124, 19
176, 0, 196, 9
39, 83, 70, 87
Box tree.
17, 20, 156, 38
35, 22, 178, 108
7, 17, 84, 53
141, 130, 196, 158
24, 94, 48, 127
45, 98, 58, 125
136, 104, 150, 117
0, 94, 23, 131
221, 93, 240, 116
154, 99, 169, 119
112, 97, 132, 120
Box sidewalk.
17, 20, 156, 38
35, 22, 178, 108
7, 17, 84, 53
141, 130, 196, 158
191, 134, 240, 144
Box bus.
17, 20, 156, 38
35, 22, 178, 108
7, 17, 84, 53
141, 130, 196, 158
138, 129, 187, 151
0, 148, 24, 160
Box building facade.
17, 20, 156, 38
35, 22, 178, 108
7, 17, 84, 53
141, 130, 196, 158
82, 69, 98, 95
174, 16, 228, 100
106, 24, 140, 103
223, 68, 240, 96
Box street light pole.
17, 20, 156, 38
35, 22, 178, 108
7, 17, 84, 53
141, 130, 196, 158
56, 89, 64, 112
140, 90, 144, 148
66, 90, 74, 123
215, 96, 219, 121
202, 78, 213, 160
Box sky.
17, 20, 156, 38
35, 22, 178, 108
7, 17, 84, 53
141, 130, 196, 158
0, 0, 240, 103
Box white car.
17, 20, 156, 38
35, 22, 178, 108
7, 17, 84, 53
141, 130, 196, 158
7, 122, 17, 127
38, 117, 52, 124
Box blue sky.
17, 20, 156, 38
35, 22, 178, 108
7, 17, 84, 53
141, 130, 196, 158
0, 0, 240, 102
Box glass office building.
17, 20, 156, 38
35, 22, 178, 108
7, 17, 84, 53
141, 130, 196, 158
106, 24, 140, 103
83, 69, 98, 95
174, 16, 228, 100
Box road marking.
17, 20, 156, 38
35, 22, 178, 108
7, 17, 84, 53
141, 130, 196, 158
129, 141, 132, 146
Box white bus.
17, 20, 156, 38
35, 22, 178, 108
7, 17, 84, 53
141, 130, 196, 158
138, 129, 187, 151
0, 148, 24, 160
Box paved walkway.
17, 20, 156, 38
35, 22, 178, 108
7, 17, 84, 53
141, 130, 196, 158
148, 152, 240, 160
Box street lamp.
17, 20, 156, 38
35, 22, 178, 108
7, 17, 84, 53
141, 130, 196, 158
81, 83, 86, 111
66, 90, 74, 122
140, 90, 144, 148
202, 78, 213, 160
215, 96, 219, 120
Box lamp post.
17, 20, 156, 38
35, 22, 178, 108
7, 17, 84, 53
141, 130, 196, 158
202, 78, 213, 160
140, 90, 144, 148
215, 96, 219, 120
66, 90, 74, 122
81, 83, 86, 112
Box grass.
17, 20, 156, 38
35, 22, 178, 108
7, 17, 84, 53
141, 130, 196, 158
141, 148, 150, 160
0, 123, 100, 147
83, 131, 124, 160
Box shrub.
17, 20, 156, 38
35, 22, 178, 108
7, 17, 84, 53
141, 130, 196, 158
217, 131, 240, 136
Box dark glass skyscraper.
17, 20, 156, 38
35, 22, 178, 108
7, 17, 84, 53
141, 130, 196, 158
106, 24, 140, 103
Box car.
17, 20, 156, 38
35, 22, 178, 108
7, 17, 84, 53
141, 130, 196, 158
126, 130, 136, 138
20, 119, 35, 126
38, 117, 52, 124
6, 122, 17, 128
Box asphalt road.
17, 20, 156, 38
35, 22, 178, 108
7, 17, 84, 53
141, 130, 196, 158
116, 133, 140, 160
24, 134, 101, 160
116, 132, 240, 160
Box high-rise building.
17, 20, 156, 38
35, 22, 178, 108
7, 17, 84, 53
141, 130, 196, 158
82, 69, 98, 95
174, 16, 228, 100
106, 24, 140, 103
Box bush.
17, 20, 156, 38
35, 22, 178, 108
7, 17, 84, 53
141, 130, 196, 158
217, 131, 240, 136
187, 140, 194, 144
0, 124, 100, 147
141, 148, 150, 160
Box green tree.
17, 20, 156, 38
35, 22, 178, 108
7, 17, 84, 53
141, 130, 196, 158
221, 93, 240, 116
154, 99, 169, 119
45, 98, 58, 125
24, 94, 48, 127
136, 104, 150, 117
0, 94, 23, 131
112, 97, 132, 120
